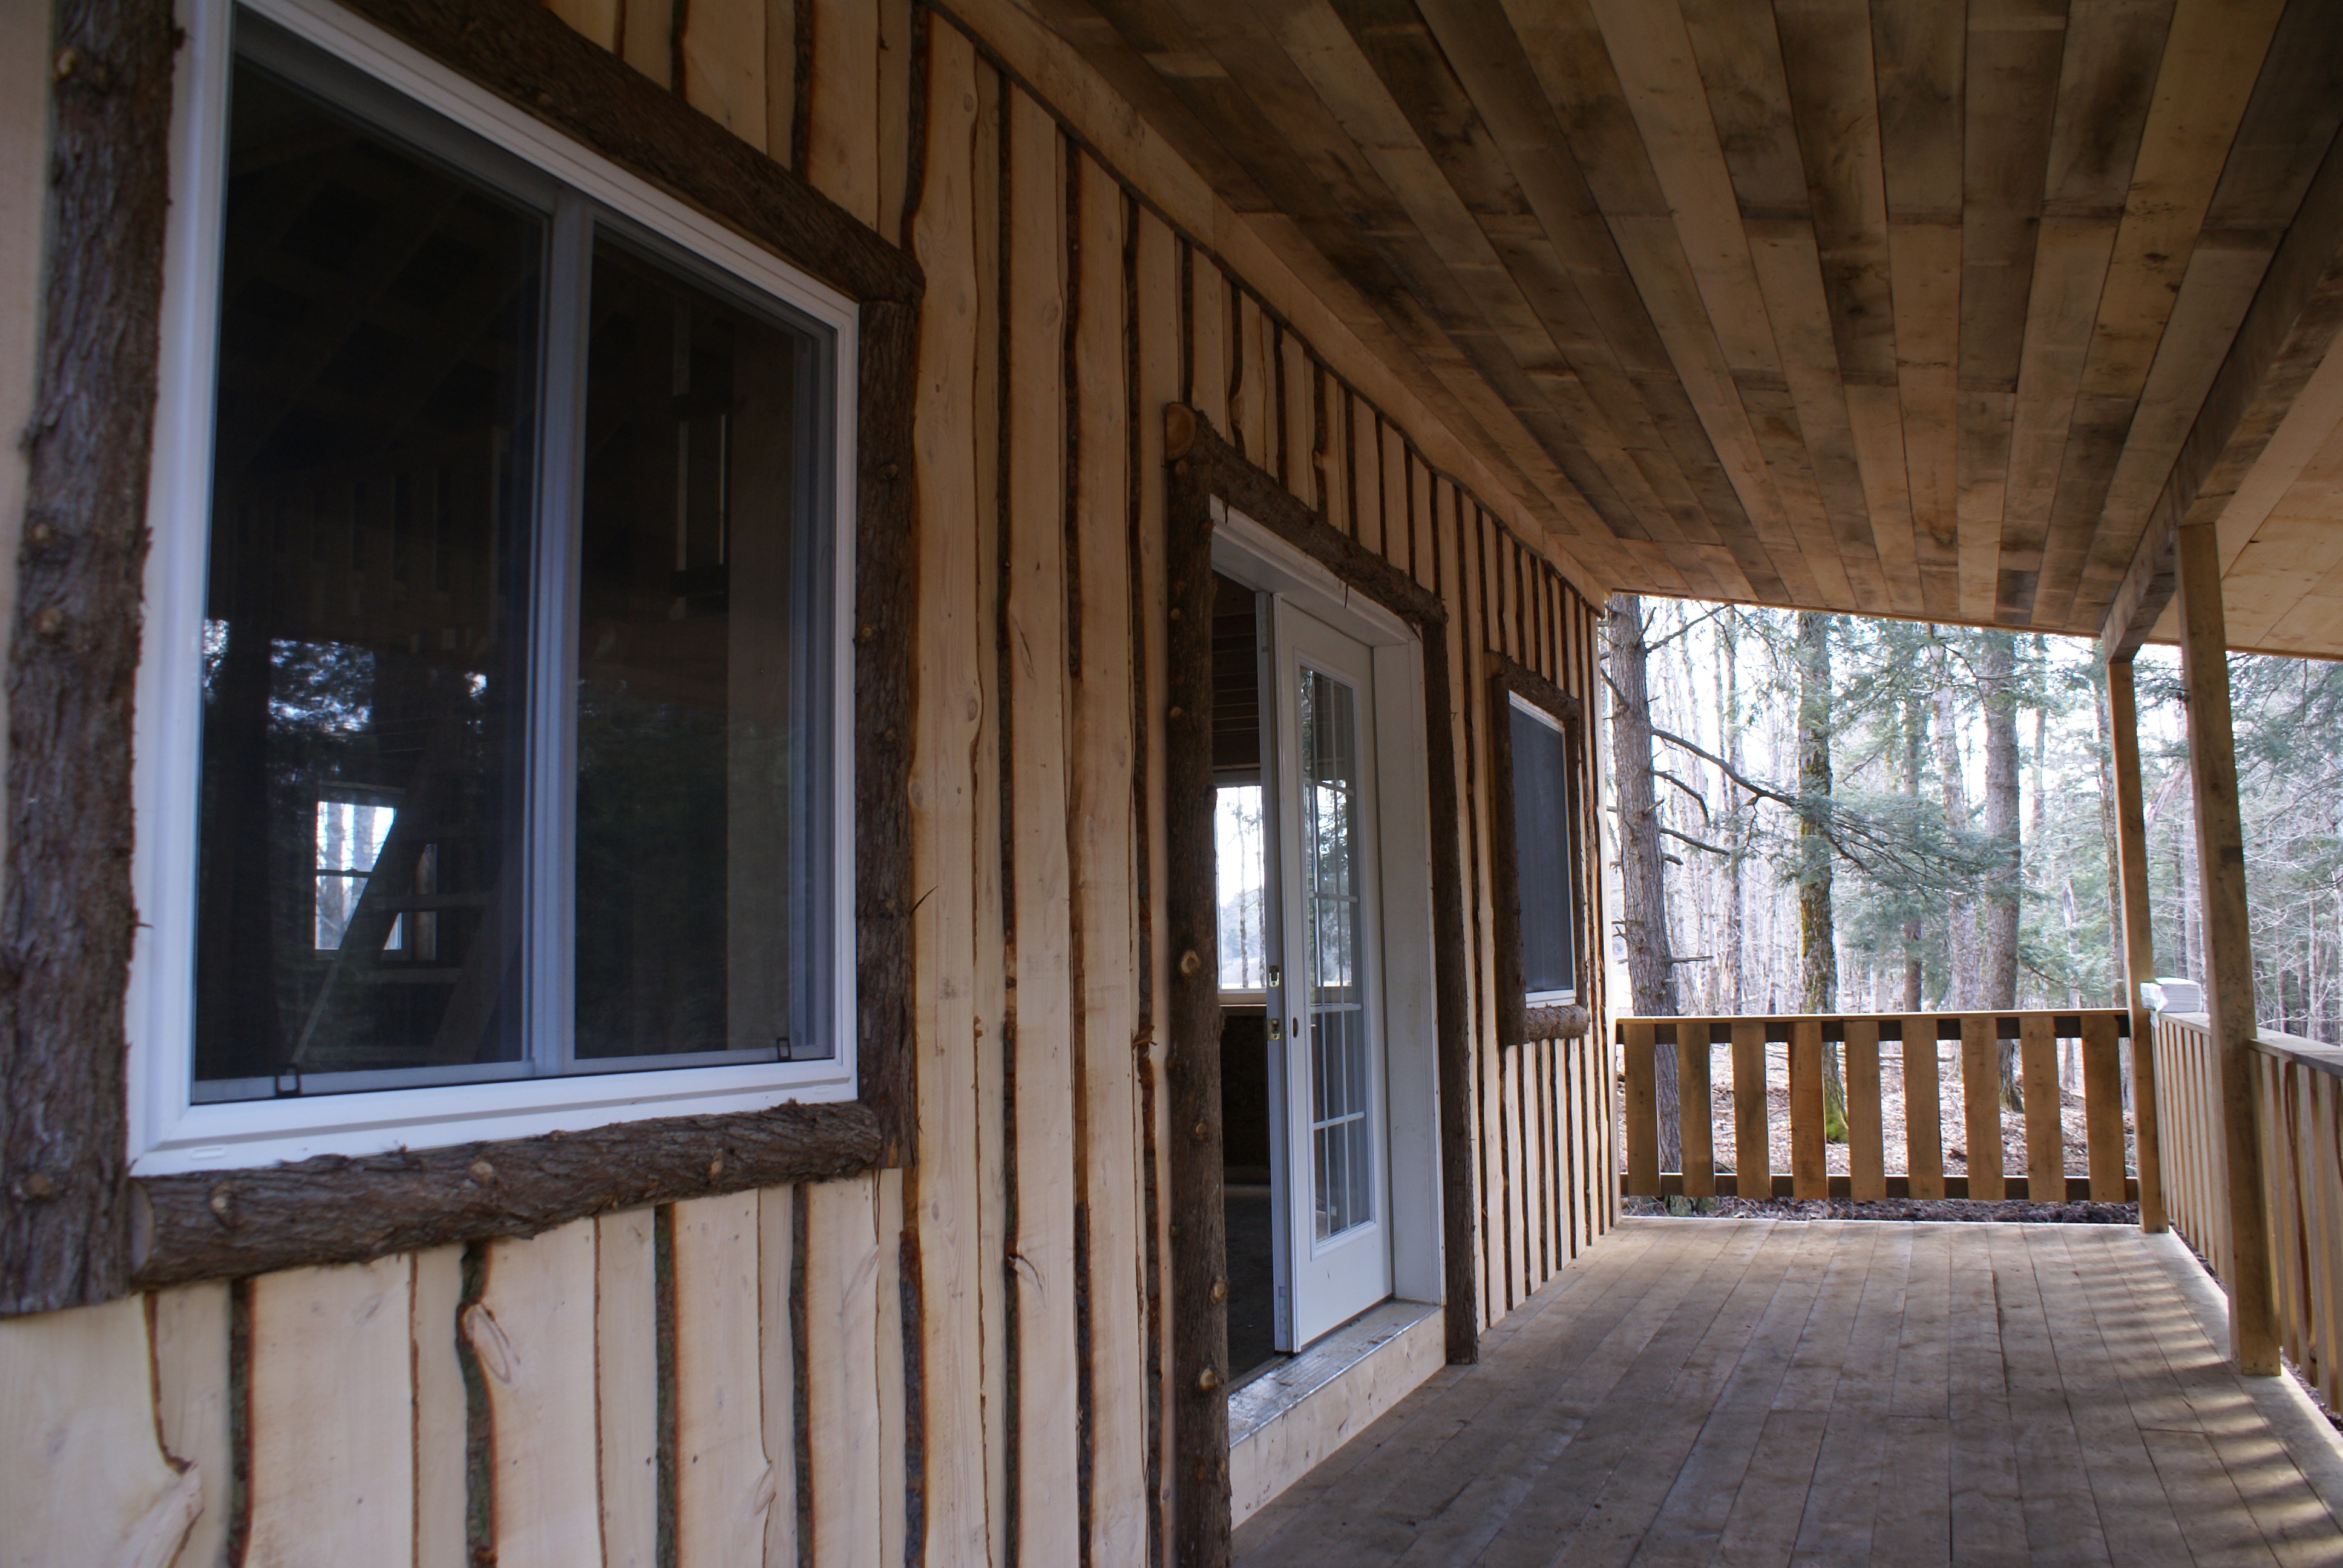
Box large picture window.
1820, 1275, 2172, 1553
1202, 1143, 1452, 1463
134, 5, 856, 1171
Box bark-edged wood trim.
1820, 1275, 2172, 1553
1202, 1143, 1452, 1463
0, 0, 178, 1316
1163, 403, 1473, 1565
5, 0, 921, 1313
1484, 656, 1591, 1049
129, 1100, 881, 1289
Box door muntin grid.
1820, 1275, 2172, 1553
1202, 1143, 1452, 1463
1299, 663, 1372, 1243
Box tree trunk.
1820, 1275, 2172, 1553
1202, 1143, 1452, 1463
1978, 630, 2024, 1108
1795, 612, 1846, 1140
2093, 664, 2126, 1007
1723, 617, 1746, 1012
1904, 694, 1925, 1010
1932, 644, 1974, 1007
1608, 595, 1680, 1170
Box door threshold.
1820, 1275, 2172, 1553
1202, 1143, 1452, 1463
1228, 1298, 1444, 1526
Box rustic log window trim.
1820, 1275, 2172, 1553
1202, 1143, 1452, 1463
1486, 658, 1592, 1047
1163, 403, 1475, 1566
2, 0, 919, 1313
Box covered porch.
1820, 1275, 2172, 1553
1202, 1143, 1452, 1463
1232, 1217, 2343, 1566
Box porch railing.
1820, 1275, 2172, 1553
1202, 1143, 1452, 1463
1617, 1010, 2137, 1203
2156, 1013, 2343, 1415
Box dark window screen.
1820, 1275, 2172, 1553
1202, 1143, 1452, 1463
1509, 699, 1575, 997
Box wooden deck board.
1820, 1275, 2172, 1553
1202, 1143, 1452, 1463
1230, 1219, 2343, 1567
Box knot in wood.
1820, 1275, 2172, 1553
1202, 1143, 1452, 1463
1209, 1277, 1227, 1304
880, 461, 901, 481
1178, 949, 1201, 977
13, 1170, 54, 1201
707, 1154, 726, 1183
468, 1159, 497, 1184
206, 1183, 235, 1223
53, 47, 108, 88
1167, 705, 1184, 722
31, 607, 66, 641
1195, 1366, 1219, 1391
1190, 1119, 1210, 1143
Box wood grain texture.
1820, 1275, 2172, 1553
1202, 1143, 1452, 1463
246, 1258, 416, 1568
467, 1223, 601, 1568
134, 1101, 881, 1289
0, 0, 177, 1315
595, 1212, 658, 1568
672, 1193, 775, 1566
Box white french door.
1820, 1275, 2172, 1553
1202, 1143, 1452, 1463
1260, 596, 1394, 1349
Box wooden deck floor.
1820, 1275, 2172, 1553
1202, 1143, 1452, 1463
1232, 1218, 2343, 1567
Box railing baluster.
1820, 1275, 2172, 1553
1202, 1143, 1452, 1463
2081, 1011, 2126, 1201
1679, 1025, 1714, 1199
1624, 1019, 1659, 1198
1731, 1020, 1769, 1201
1789, 1019, 1827, 1200
2311, 1068, 2342, 1411
2022, 1013, 2062, 1201
1846, 1018, 1885, 1201
1962, 1014, 2004, 1201
1904, 1014, 1944, 1200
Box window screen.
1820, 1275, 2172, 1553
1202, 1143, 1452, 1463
1508, 696, 1576, 1000
191, 24, 837, 1103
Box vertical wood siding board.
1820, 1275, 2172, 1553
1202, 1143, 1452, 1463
672, 1194, 775, 1568
151, 1281, 234, 1568
876, 1172, 908, 1568
656, 1207, 677, 1568
791, 1186, 813, 1566
1071, 149, 1147, 1567
756, 1191, 799, 1568
1457, 491, 1496, 1321
677, 0, 765, 148
763, 0, 796, 166
801, 1180, 886, 1568
904, 19, 990, 1560
790, 0, 814, 175
1178, 240, 1195, 408
1133, 209, 1184, 1568
595, 1212, 657, 1568
1000, 90, 1080, 1568
618, 0, 672, 90
546, 0, 620, 52
806, 0, 880, 225
247, 1258, 418, 1567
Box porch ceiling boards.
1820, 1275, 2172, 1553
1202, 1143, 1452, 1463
1033, 0, 2343, 650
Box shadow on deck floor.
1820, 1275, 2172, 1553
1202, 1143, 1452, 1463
1231, 1218, 2343, 1567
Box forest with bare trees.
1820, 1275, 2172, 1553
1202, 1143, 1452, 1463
1601, 596, 2343, 1048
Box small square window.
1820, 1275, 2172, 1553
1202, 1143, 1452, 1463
1506, 693, 1579, 1007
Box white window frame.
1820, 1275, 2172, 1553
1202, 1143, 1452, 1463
1508, 691, 1579, 1008
126, 0, 860, 1177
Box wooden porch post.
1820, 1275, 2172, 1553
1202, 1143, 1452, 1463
2105, 660, 2166, 1233
2174, 521, 2279, 1374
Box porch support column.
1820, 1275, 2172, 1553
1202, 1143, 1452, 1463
2105, 659, 2166, 1233
2174, 520, 2279, 1374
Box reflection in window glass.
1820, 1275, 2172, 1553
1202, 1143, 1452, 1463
194, 56, 538, 1097
572, 239, 818, 1062
1215, 784, 1268, 990
1509, 698, 1576, 1000
1300, 666, 1372, 1241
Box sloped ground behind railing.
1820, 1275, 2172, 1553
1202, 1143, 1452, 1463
1617, 1011, 2138, 1201
2157, 1013, 2343, 1417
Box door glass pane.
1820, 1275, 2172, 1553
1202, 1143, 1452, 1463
1216, 783, 1268, 989
1300, 665, 1372, 1240
194, 55, 539, 1099
572, 237, 817, 1062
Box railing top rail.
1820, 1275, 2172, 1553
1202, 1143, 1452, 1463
1614, 1008, 2130, 1046
2249, 1028, 2343, 1080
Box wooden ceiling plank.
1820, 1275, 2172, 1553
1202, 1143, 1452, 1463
2030, 0, 2282, 629
1956, 0, 2071, 622
2059, 0, 2343, 627
2210, 330, 2343, 573
1995, 216, 2120, 618
1873, 0, 1967, 619
1567, 0, 1828, 608
1775, 0, 1924, 616
2097, 113, 2343, 660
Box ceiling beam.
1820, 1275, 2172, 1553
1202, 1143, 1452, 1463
2098, 116, 2343, 662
